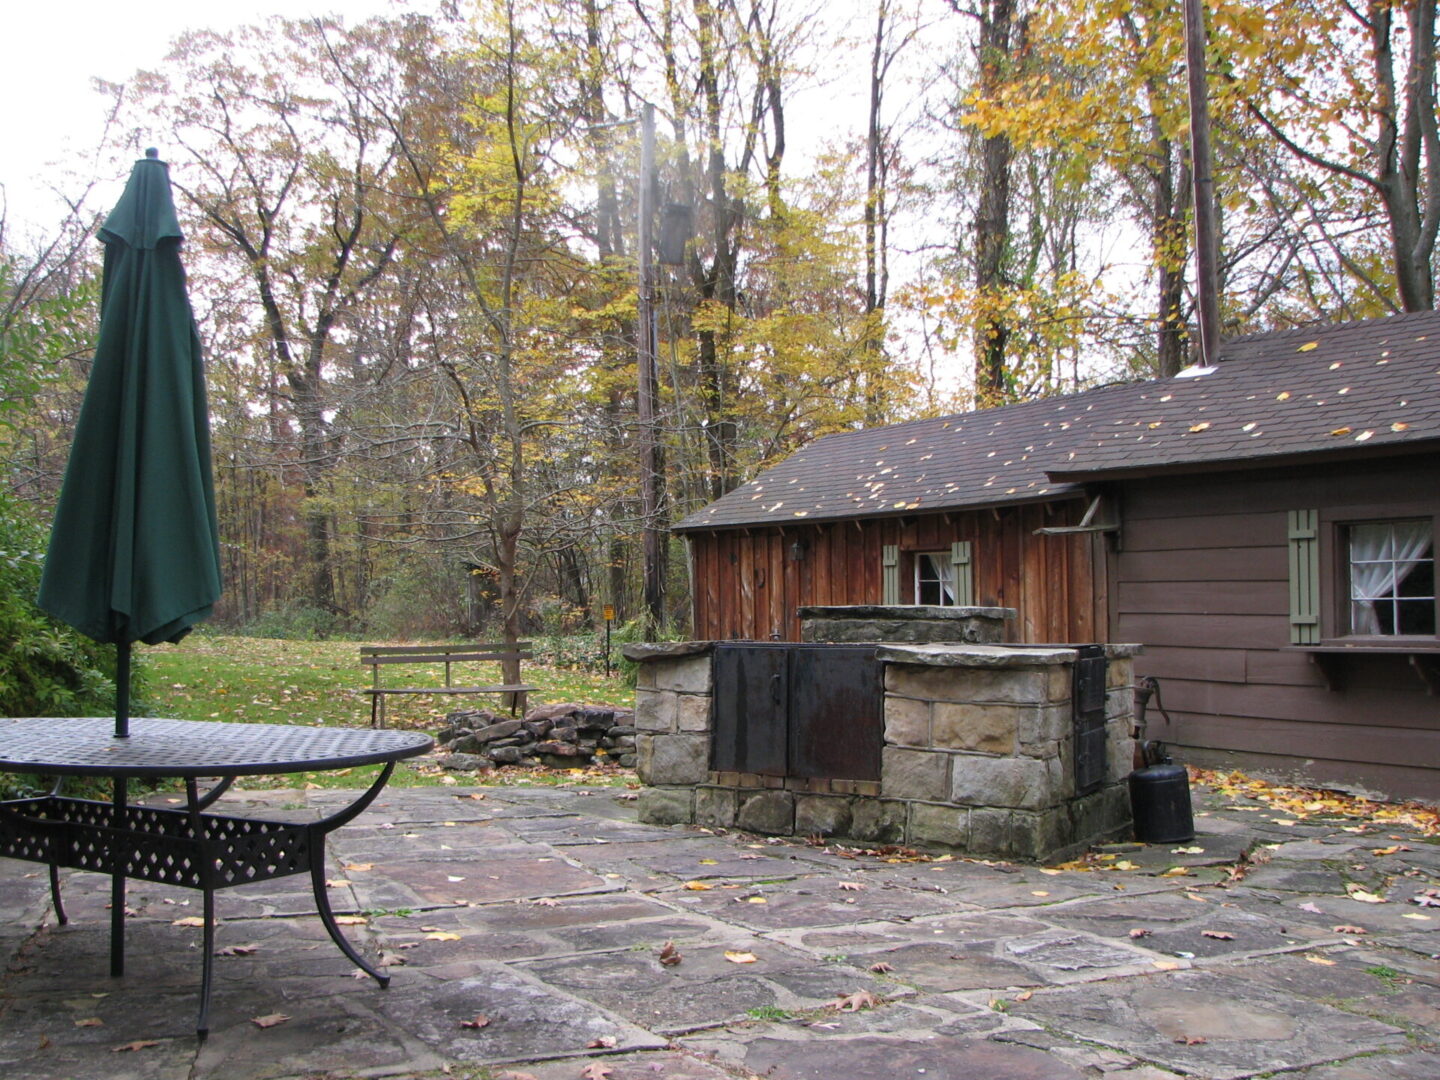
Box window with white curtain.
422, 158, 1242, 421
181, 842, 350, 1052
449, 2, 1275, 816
914, 551, 957, 606
1347, 520, 1435, 636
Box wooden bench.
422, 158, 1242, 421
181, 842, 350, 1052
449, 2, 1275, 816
360, 643, 537, 728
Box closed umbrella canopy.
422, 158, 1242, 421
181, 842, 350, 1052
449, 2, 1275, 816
37, 151, 221, 733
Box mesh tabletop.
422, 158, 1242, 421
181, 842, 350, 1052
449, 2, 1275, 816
0, 717, 433, 778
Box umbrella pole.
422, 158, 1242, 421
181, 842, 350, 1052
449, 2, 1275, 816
112, 641, 131, 975
116, 641, 131, 739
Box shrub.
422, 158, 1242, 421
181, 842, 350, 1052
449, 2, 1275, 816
0, 491, 125, 797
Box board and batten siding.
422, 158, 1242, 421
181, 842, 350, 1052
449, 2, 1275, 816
686, 497, 1106, 645
1117, 455, 1440, 800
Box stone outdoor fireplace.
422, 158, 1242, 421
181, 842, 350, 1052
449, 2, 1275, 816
625, 606, 1138, 862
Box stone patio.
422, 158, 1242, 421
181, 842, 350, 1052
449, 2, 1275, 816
0, 778, 1436, 1080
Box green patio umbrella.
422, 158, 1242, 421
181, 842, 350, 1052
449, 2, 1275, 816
37, 149, 221, 739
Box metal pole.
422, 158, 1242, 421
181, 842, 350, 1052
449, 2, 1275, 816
1184, 0, 1223, 366
637, 103, 664, 636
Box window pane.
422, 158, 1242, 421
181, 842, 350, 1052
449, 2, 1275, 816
1348, 521, 1434, 636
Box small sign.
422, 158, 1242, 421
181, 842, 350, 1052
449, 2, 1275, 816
603, 605, 616, 622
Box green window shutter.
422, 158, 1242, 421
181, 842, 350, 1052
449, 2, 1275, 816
950, 540, 974, 606
882, 544, 899, 605
1288, 509, 1320, 645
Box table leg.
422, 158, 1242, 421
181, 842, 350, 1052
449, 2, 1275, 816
110, 776, 127, 978
308, 761, 399, 987
48, 862, 67, 925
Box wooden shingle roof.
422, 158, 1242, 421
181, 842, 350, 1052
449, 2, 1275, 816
674, 311, 1440, 533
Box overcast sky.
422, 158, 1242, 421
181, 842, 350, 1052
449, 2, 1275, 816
0, 0, 406, 236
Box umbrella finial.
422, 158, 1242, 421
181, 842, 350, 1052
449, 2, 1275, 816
145, 147, 159, 159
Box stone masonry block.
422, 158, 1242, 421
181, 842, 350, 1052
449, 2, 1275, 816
932, 703, 1017, 755
886, 664, 1049, 705
967, 808, 1012, 857
795, 795, 853, 838
848, 799, 907, 843
737, 790, 795, 835
1107, 656, 1134, 690
1008, 806, 1071, 861
651, 655, 712, 694
884, 696, 931, 747
950, 754, 1061, 810
1047, 668, 1073, 703
695, 785, 739, 828
634, 689, 677, 734
908, 803, 969, 849
676, 693, 712, 732
881, 747, 950, 802
1017, 705, 1070, 747
1106, 720, 1137, 783
644, 733, 711, 785
637, 787, 695, 826
1106, 685, 1135, 722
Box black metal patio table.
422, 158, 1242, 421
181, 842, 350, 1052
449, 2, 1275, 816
0, 717, 432, 1036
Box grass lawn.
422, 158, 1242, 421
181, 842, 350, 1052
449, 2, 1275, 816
137, 632, 637, 790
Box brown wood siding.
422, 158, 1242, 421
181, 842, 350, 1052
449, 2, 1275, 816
685, 497, 1103, 646
1118, 454, 1440, 800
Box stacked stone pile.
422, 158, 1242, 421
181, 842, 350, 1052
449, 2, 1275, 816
434, 703, 637, 772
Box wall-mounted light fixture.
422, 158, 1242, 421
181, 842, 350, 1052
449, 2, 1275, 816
789, 539, 806, 562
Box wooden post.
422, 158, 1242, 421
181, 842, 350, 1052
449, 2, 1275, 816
1184, 0, 1222, 365
637, 104, 664, 636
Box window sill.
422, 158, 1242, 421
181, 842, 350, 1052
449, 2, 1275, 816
1287, 643, 1440, 694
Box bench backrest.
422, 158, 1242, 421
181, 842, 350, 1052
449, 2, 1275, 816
360, 643, 533, 666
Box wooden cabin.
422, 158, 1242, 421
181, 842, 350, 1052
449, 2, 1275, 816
675, 312, 1440, 800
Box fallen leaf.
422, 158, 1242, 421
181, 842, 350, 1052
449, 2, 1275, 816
172, 916, 207, 928
1184, 892, 1210, 903
740, 895, 768, 904
580, 1065, 614, 1080
215, 943, 260, 957
459, 1014, 491, 1029
1298, 902, 1324, 914
251, 1013, 290, 1029
1175, 1035, 1208, 1046
1014, 990, 1033, 1002
1402, 913, 1431, 921
112, 1040, 160, 1053
1276, 391, 1291, 400
1297, 341, 1318, 351
683, 881, 713, 891
1188, 422, 1211, 433
724, 950, 759, 964
1345, 884, 1387, 904
829, 990, 880, 1012
425, 932, 462, 942
1370, 845, 1407, 856
344, 863, 374, 872
1305, 954, 1338, 966
1129, 928, 1153, 939
1172, 846, 1205, 855
1330, 427, 1352, 437
1031, 890, 1050, 897
1152, 960, 1181, 971
446, 875, 466, 883
1201, 930, 1234, 940
587, 1036, 618, 1049
868, 961, 894, 973
334, 915, 368, 926
838, 881, 864, 892
1160, 867, 1191, 878
74, 1018, 104, 1028
1332, 925, 1367, 935
533, 897, 559, 907
658, 941, 682, 967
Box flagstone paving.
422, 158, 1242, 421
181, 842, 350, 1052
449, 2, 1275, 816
0, 782, 1436, 1080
